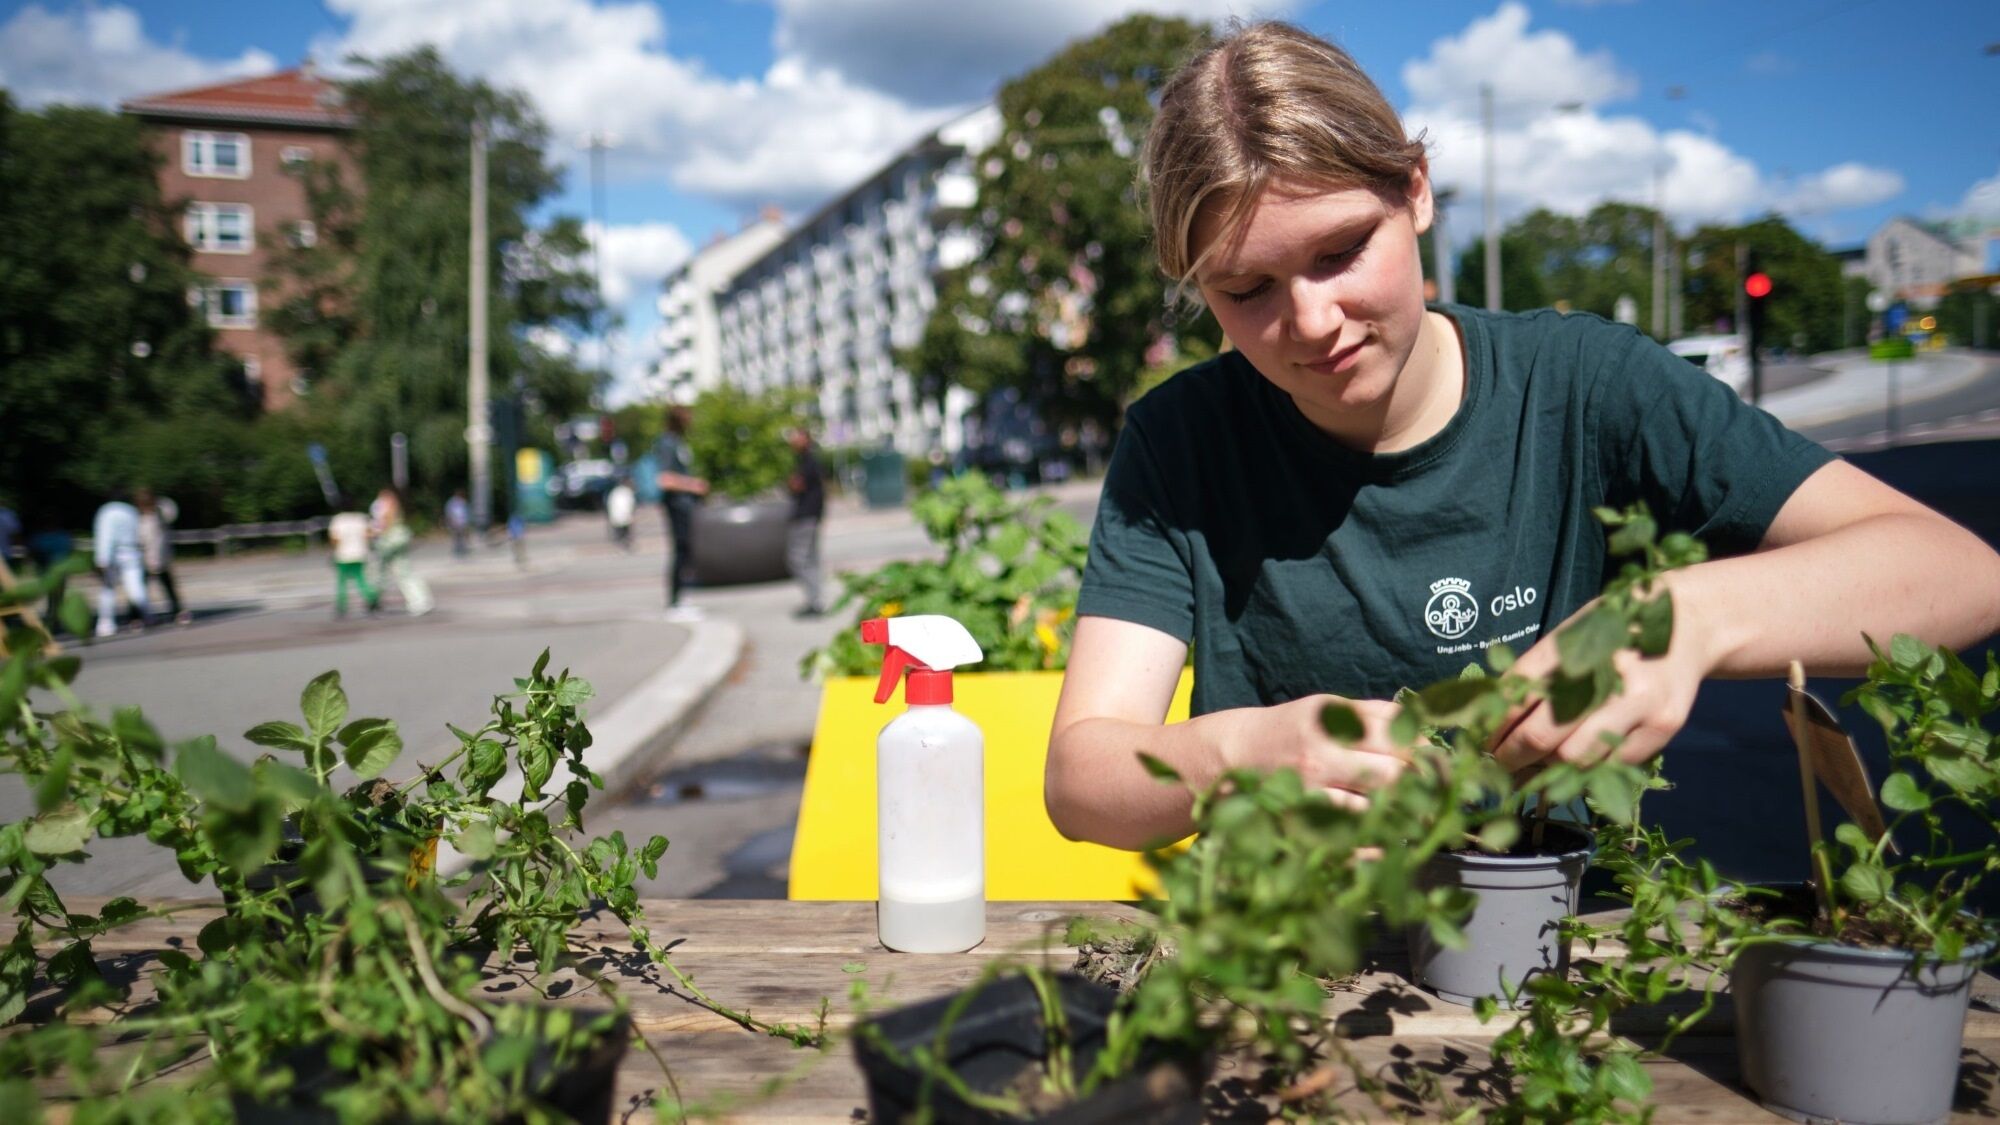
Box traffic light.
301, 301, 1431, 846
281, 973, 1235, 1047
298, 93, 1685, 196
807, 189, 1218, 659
1743, 252, 1770, 402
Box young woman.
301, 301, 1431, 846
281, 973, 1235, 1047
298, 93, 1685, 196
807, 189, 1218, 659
1044, 21, 2000, 851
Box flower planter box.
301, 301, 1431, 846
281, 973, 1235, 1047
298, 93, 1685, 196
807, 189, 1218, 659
690, 499, 791, 586
790, 670, 1193, 901
853, 973, 1205, 1125
1733, 935, 1990, 1125
1408, 821, 1594, 1008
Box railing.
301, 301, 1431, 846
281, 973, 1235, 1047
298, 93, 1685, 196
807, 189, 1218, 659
170, 517, 330, 556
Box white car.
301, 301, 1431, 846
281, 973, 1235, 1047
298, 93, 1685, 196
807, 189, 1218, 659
1667, 334, 1751, 396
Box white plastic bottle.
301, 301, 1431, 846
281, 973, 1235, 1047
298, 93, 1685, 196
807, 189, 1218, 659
861, 615, 985, 953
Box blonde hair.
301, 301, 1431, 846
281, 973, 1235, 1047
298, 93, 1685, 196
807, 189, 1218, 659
1141, 21, 1428, 304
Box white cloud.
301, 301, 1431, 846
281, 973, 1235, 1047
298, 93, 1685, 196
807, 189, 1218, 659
1405, 4, 1898, 237
0, 3, 276, 108
587, 220, 693, 307
1958, 166, 2000, 227
1773, 163, 1904, 216
314, 0, 964, 210
1402, 2, 1635, 115
773, 0, 1293, 106
1743, 51, 1795, 77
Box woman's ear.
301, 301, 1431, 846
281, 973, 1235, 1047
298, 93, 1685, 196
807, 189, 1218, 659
1407, 161, 1436, 236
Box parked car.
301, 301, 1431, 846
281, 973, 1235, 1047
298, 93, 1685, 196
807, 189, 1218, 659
551, 459, 619, 510
1667, 334, 1751, 396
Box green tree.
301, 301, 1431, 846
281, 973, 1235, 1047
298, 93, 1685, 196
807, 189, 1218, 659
0, 94, 243, 528
1682, 215, 1845, 353
902, 15, 1216, 433
270, 48, 601, 520
1455, 232, 1551, 313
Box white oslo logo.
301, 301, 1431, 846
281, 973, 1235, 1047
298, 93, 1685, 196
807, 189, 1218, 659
1424, 577, 1479, 640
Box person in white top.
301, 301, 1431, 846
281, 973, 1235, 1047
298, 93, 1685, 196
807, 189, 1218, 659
135, 488, 190, 626
369, 487, 433, 616
327, 498, 379, 618
605, 476, 636, 552
92, 491, 149, 637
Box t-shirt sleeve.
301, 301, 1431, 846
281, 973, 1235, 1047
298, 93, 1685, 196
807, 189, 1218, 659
1077, 413, 1196, 640
1589, 324, 1834, 555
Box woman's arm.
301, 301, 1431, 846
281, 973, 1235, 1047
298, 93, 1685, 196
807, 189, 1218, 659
1045, 615, 1409, 850
1495, 460, 2000, 769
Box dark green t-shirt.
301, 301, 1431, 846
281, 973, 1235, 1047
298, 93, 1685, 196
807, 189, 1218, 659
1078, 304, 1835, 717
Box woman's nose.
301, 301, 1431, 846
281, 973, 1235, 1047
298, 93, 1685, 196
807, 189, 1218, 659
1286, 277, 1345, 344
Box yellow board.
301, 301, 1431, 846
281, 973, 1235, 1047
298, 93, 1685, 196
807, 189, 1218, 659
789, 669, 1194, 901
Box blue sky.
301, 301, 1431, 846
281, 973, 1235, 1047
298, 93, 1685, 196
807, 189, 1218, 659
4, 0, 1996, 398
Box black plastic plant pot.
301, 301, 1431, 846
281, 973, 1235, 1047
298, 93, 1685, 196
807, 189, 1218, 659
1408, 820, 1594, 1008
233, 1009, 631, 1125
853, 972, 1206, 1125
1733, 936, 1991, 1125
233, 839, 404, 921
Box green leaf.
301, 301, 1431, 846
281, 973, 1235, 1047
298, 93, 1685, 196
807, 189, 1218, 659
32, 747, 73, 814
640, 835, 669, 879
1888, 634, 1930, 674
532, 648, 551, 680
1556, 605, 1627, 678
1839, 863, 1892, 904
1606, 513, 1657, 557
554, 678, 594, 708
243, 721, 313, 753
1634, 593, 1674, 657
58, 591, 91, 640
24, 805, 92, 855
175, 737, 254, 810
466, 739, 508, 791
0, 1078, 42, 1125
1319, 702, 1364, 744
1136, 753, 1182, 783
1586, 769, 1644, 826
520, 736, 555, 800
341, 721, 403, 779
1879, 771, 1930, 812
1475, 818, 1519, 853
1417, 677, 1498, 726
842, 962, 866, 973
454, 822, 496, 860
300, 671, 348, 739
1833, 821, 1873, 855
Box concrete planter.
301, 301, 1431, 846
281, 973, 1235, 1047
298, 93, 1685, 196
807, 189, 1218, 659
690, 498, 790, 586
1733, 935, 1989, 1125
1408, 821, 1594, 1008
790, 670, 1193, 901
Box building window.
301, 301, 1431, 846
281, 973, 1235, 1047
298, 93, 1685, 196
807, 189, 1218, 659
196, 280, 258, 329
186, 203, 253, 253
184, 131, 250, 178
286, 220, 318, 249
281, 145, 314, 166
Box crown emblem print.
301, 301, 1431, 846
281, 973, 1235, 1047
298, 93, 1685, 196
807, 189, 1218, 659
1424, 577, 1479, 640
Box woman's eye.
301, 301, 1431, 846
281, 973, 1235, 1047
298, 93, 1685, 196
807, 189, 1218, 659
1222, 280, 1270, 304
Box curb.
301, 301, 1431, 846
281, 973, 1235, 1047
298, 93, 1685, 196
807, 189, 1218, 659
435, 613, 746, 876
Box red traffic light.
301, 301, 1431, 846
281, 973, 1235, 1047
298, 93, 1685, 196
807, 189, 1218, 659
1744, 272, 1773, 299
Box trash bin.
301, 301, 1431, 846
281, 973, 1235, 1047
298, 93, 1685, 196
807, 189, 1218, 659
862, 450, 906, 509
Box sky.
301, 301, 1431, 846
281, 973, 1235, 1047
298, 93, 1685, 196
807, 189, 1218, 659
3, 0, 1996, 402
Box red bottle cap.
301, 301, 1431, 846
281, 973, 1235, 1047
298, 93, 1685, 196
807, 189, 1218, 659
905, 669, 953, 705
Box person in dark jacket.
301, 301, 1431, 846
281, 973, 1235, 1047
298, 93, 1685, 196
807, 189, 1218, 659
786, 426, 827, 618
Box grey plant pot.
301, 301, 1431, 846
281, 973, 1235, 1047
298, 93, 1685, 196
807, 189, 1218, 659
1408, 821, 1594, 1008
1733, 935, 1990, 1125
690, 498, 792, 586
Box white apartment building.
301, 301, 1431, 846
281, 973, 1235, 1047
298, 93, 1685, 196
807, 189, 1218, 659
1865, 217, 1986, 305
707, 105, 1001, 455
650, 211, 788, 403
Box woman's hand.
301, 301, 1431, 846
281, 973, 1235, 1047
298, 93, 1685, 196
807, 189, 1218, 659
1490, 595, 1714, 773
1221, 695, 1412, 809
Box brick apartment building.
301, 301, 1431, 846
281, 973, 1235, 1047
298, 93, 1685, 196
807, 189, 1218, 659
121, 68, 356, 410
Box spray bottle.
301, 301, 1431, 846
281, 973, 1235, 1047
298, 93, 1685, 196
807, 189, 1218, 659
861, 614, 985, 953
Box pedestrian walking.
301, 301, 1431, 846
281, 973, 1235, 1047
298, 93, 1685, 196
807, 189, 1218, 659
506, 511, 528, 569
134, 488, 191, 626
369, 488, 433, 616
327, 497, 379, 619
444, 489, 471, 558
654, 406, 709, 621
785, 426, 826, 618
91, 491, 149, 636
605, 475, 637, 552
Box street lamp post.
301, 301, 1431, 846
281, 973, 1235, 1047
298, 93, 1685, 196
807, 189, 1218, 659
467, 120, 492, 533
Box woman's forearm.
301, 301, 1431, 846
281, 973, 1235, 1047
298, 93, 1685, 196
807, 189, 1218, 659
1045, 709, 1247, 851
1675, 512, 2000, 679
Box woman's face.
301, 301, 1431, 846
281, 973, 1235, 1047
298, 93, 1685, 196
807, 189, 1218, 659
1191, 172, 1434, 435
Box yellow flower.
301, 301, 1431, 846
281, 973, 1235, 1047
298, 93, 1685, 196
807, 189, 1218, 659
878, 602, 901, 618
1035, 622, 1060, 653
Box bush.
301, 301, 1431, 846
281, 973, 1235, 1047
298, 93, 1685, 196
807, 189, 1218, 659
685, 386, 810, 502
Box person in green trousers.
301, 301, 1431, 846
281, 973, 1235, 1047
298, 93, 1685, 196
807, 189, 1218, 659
328, 499, 379, 618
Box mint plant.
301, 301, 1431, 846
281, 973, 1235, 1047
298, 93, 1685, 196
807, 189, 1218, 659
803, 471, 1089, 677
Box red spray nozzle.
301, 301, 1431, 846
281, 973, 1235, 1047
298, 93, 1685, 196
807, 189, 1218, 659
861, 615, 979, 706
861, 618, 915, 704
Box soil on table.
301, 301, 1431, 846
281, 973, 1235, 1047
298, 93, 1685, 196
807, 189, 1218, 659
1445, 820, 1593, 860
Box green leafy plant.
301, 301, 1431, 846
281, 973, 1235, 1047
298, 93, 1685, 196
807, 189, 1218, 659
862, 504, 1717, 1122
684, 385, 812, 502
803, 470, 1089, 678
0, 595, 825, 1120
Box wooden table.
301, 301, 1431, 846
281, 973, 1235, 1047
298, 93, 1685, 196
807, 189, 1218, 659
47, 900, 2000, 1122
